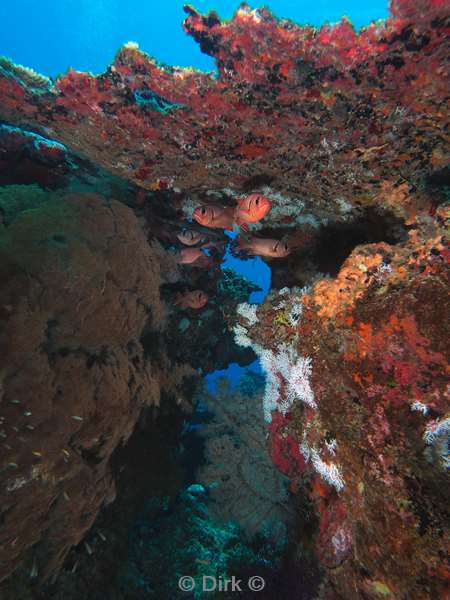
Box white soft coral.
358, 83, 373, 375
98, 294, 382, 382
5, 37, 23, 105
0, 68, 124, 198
273, 344, 317, 411
236, 302, 259, 326
259, 344, 316, 421
300, 441, 345, 492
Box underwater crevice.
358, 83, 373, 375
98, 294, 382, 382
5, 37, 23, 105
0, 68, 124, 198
269, 207, 408, 289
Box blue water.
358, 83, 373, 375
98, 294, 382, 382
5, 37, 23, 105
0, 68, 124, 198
222, 230, 271, 304
224, 250, 271, 304
0, 1, 388, 77
205, 359, 263, 392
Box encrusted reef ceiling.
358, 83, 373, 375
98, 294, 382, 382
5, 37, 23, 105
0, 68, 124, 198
0, 0, 448, 226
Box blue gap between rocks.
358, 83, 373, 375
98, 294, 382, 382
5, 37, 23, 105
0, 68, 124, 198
206, 230, 270, 391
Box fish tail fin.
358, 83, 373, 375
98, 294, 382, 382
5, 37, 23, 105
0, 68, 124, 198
231, 237, 252, 259
237, 236, 253, 250
234, 210, 248, 229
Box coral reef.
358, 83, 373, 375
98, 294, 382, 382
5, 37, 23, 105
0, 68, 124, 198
0, 0, 448, 597
0, 408, 189, 599
0, 125, 73, 189
217, 268, 261, 307
196, 375, 293, 538
0, 1, 448, 228
233, 207, 449, 598
164, 269, 259, 373
118, 373, 292, 599
121, 485, 285, 600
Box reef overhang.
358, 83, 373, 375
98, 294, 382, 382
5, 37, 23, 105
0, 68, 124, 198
0, 0, 448, 227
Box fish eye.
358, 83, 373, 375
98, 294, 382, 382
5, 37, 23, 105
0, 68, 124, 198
255, 198, 260, 205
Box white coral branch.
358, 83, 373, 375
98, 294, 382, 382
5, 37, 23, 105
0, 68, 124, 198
236, 302, 259, 326
300, 442, 345, 491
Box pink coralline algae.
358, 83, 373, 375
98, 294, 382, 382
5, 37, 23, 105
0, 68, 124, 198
269, 412, 306, 477
315, 499, 353, 569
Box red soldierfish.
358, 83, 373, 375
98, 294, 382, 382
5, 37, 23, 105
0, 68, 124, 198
235, 194, 272, 227
174, 290, 209, 309
238, 237, 291, 258
190, 254, 215, 269
193, 205, 235, 230
176, 248, 215, 268
176, 229, 205, 246
176, 248, 205, 264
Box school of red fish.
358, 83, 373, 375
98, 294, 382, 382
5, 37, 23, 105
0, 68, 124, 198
174, 194, 291, 310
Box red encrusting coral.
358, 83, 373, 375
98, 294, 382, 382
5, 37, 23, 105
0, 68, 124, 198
0, 0, 448, 224
241, 207, 449, 599
269, 411, 306, 477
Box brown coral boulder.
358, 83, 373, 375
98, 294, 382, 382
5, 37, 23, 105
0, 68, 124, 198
0, 191, 163, 582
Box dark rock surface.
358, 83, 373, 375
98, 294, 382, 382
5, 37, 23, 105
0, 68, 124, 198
0, 190, 178, 582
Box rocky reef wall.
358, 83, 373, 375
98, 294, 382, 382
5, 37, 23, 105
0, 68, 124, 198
0, 186, 195, 583
234, 207, 449, 598
0, 1, 448, 224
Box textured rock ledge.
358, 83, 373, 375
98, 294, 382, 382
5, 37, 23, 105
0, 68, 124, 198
0, 1, 448, 226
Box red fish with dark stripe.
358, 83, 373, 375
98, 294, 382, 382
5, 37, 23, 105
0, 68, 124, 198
174, 290, 209, 309
193, 205, 235, 230
235, 194, 271, 227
